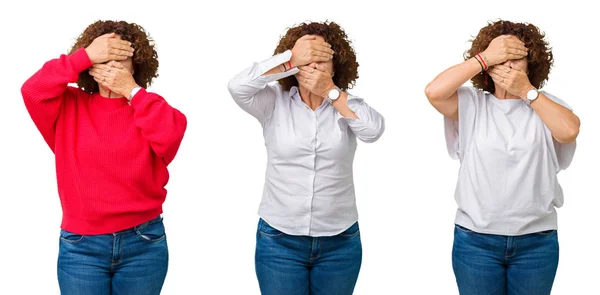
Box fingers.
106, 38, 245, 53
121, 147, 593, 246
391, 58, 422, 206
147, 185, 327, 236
109, 42, 135, 53
108, 60, 127, 69
488, 71, 505, 85
310, 41, 334, 54
506, 42, 528, 53
299, 34, 317, 41
298, 65, 314, 72
109, 38, 133, 48
99, 32, 116, 39
92, 76, 111, 88
88, 69, 108, 81
313, 63, 329, 72
309, 54, 331, 63
492, 65, 511, 72
296, 69, 314, 80
91, 63, 111, 70
108, 54, 130, 61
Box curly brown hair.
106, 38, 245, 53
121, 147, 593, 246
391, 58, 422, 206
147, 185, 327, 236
465, 20, 553, 93
68, 20, 158, 93
274, 21, 359, 91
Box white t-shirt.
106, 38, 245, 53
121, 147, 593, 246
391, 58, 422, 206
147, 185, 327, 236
444, 86, 576, 236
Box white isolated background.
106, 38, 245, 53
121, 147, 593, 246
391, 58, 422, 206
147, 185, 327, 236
0, 0, 598, 294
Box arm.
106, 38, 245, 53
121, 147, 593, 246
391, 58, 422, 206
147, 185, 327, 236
88, 61, 187, 165
21, 48, 92, 151
525, 90, 579, 144
425, 35, 528, 120
228, 35, 334, 123
227, 50, 299, 123
23, 33, 134, 151
488, 65, 580, 144
424, 58, 482, 120
130, 90, 187, 165
332, 93, 385, 143
296, 63, 384, 143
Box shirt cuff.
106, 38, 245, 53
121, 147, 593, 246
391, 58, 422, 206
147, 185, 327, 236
255, 50, 299, 83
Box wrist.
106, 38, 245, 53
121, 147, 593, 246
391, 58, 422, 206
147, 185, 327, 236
520, 85, 537, 101
321, 84, 338, 99
126, 84, 141, 100
84, 48, 98, 64
477, 52, 490, 69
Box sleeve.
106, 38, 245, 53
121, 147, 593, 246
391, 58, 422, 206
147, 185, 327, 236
541, 91, 576, 170
130, 89, 188, 165
21, 48, 93, 151
227, 50, 299, 124
443, 86, 478, 161
336, 95, 385, 143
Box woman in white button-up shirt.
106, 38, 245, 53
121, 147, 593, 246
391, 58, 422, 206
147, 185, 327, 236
228, 21, 384, 295
425, 20, 580, 295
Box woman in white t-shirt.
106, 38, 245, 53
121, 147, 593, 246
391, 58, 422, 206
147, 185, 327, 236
425, 20, 580, 295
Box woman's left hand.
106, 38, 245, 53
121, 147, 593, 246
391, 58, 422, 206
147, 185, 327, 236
487, 64, 535, 99
89, 61, 138, 98
296, 63, 336, 98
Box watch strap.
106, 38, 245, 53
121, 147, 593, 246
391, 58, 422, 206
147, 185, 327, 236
129, 86, 142, 101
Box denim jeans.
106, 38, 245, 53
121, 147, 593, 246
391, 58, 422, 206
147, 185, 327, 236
452, 224, 559, 295
255, 218, 362, 295
57, 216, 168, 295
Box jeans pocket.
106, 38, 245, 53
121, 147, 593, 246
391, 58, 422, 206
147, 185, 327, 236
455, 224, 475, 234
340, 222, 360, 238
534, 229, 557, 236
135, 218, 166, 242
258, 219, 284, 238
60, 229, 85, 244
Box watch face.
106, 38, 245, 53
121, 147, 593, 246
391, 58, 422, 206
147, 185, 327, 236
527, 89, 538, 101
328, 88, 340, 100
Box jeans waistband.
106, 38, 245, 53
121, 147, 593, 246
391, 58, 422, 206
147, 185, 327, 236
114, 215, 162, 235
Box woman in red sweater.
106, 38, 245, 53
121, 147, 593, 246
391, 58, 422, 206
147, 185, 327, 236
21, 20, 187, 294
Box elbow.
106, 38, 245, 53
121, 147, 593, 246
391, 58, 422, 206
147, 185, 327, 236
358, 120, 385, 143
424, 82, 441, 102
559, 126, 579, 144
161, 113, 188, 164
555, 122, 580, 144
21, 80, 33, 102
227, 78, 242, 97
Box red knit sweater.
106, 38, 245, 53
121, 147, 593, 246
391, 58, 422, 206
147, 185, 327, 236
22, 48, 187, 235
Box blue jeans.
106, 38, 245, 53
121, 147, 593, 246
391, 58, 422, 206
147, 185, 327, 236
57, 216, 168, 295
452, 224, 559, 295
255, 219, 362, 295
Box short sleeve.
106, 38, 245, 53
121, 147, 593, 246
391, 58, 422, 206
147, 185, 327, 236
542, 91, 576, 170
444, 86, 478, 161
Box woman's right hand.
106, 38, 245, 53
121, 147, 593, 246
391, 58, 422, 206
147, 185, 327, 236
481, 35, 528, 66
85, 33, 134, 64
290, 35, 334, 68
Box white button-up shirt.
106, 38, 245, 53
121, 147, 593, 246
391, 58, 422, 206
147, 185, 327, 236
228, 50, 385, 236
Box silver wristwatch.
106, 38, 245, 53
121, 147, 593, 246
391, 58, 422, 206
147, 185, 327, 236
327, 87, 341, 104
129, 86, 142, 101
525, 88, 539, 105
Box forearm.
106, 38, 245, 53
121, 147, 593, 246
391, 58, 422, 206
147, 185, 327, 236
331, 92, 359, 119
425, 58, 482, 101
228, 51, 299, 122
263, 60, 294, 76
333, 94, 385, 143
22, 48, 91, 103
529, 93, 580, 143
131, 89, 187, 164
